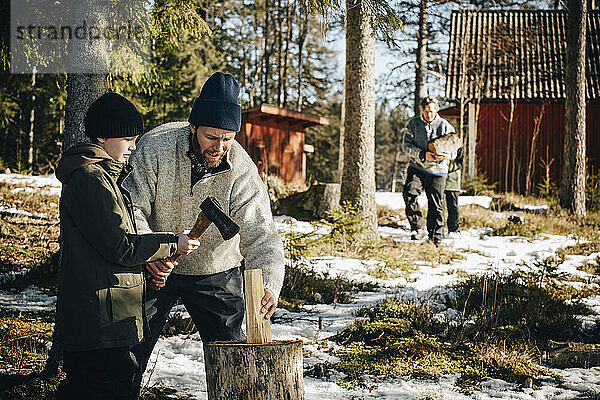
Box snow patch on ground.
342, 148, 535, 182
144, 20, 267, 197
375, 192, 493, 210
0, 285, 56, 312
0, 173, 61, 196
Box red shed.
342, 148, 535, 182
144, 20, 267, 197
237, 104, 329, 185
445, 10, 600, 193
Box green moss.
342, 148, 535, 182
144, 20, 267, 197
451, 272, 594, 344
489, 217, 541, 239
333, 297, 565, 391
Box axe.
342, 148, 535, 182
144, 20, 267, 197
147, 197, 240, 290
169, 196, 240, 262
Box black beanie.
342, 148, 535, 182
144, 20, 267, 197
84, 93, 144, 139
188, 72, 241, 132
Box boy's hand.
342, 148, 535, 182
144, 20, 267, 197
176, 231, 200, 255
260, 289, 277, 319
146, 260, 176, 290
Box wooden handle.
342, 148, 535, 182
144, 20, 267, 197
188, 212, 211, 240
244, 269, 272, 344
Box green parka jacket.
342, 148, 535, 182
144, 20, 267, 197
56, 144, 178, 351
445, 147, 464, 192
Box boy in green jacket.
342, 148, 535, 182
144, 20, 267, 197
445, 147, 464, 235
55, 93, 199, 400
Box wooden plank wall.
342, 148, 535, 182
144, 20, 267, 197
476, 103, 600, 193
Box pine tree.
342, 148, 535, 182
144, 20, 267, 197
561, 0, 587, 215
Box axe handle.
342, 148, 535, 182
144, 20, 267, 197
168, 211, 211, 262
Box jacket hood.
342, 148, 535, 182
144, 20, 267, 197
56, 143, 114, 183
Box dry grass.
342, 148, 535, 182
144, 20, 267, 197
557, 242, 600, 258
461, 204, 600, 240
0, 316, 53, 374
302, 236, 464, 271
0, 183, 59, 276
0, 183, 59, 217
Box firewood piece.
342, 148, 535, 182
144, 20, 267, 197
428, 133, 461, 156
244, 269, 272, 344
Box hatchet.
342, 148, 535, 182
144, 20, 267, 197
169, 196, 240, 262
147, 197, 240, 290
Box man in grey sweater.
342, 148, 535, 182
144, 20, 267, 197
125, 72, 285, 393
402, 96, 456, 245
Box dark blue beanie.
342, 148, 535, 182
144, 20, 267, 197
188, 72, 241, 132
84, 93, 144, 139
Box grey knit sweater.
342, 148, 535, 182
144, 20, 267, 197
124, 122, 285, 298
402, 115, 456, 176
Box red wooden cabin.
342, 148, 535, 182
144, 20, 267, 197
445, 10, 600, 193
236, 104, 329, 185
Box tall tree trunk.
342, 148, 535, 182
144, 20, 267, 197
561, 0, 587, 215
296, 5, 309, 112
63, 75, 108, 149
338, 73, 346, 183
276, 0, 284, 107
263, 0, 270, 103
282, 0, 293, 108
58, 102, 65, 156
414, 0, 428, 115
390, 117, 403, 192
341, 0, 378, 239
250, 14, 262, 107
28, 69, 36, 172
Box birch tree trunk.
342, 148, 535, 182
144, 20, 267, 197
341, 0, 378, 239
561, 0, 587, 215
28, 69, 36, 172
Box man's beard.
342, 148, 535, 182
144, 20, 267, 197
199, 151, 224, 168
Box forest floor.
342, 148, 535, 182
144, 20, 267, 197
1, 173, 599, 400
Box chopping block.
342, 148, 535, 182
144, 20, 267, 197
203, 269, 304, 400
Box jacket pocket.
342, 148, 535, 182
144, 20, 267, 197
97, 287, 112, 328
109, 272, 143, 324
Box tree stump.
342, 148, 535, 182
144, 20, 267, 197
203, 268, 304, 400
204, 340, 304, 400
315, 183, 341, 218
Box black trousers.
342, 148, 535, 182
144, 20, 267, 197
132, 267, 244, 397
403, 167, 447, 241
445, 190, 459, 232
57, 347, 139, 400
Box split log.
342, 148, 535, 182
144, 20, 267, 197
428, 133, 461, 156
547, 340, 600, 368
244, 269, 272, 344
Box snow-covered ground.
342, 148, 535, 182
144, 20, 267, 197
1, 173, 599, 399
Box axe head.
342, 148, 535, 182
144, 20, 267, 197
200, 197, 240, 241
